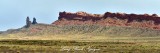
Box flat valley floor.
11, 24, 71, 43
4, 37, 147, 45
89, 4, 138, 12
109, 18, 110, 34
0, 35, 160, 53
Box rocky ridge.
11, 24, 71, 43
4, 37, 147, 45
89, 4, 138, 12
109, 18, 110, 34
53, 11, 160, 30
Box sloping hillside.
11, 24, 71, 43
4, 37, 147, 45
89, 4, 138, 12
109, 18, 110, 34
1, 23, 160, 37
1, 11, 160, 39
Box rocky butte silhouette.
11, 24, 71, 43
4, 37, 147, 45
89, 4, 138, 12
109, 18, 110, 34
25, 16, 31, 28
23, 16, 38, 29
53, 11, 160, 30
32, 17, 38, 24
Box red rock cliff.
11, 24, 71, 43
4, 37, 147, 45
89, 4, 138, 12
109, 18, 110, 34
53, 11, 160, 29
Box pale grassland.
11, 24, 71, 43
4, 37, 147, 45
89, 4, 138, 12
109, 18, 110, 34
1, 34, 160, 43
0, 36, 160, 53
0, 24, 160, 53
0, 34, 160, 53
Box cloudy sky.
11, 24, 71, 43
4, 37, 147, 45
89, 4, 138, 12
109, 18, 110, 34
0, 0, 160, 31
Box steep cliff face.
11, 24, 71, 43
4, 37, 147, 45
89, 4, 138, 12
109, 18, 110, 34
58, 11, 103, 21
52, 11, 160, 30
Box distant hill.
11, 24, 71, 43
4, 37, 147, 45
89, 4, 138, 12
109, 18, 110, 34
1, 11, 160, 38
0, 23, 160, 37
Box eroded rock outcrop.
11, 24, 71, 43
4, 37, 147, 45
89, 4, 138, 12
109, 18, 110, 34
25, 17, 38, 28
58, 11, 103, 21
25, 16, 31, 28
53, 11, 160, 30
32, 17, 38, 24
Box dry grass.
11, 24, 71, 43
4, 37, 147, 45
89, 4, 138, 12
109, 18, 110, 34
0, 24, 160, 52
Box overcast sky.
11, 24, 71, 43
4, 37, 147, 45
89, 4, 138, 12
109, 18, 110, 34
0, 0, 160, 31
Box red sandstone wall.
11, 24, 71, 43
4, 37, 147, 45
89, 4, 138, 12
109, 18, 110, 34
52, 11, 160, 30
